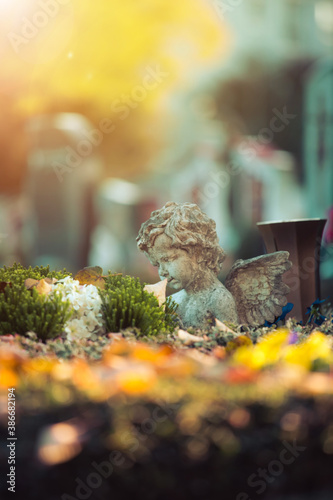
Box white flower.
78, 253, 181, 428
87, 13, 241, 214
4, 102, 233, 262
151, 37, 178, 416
51, 277, 105, 340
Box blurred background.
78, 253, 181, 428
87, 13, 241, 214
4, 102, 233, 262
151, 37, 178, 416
0, 0, 332, 290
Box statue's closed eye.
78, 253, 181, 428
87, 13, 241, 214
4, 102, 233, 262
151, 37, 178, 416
160, 256, 176, 263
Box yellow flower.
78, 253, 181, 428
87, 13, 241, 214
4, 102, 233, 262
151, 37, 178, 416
283, 331, 332, 370
0, 368, 18, 389
116, 365, 156, 395
232, 329, 290, 370
232, 329, 333, 372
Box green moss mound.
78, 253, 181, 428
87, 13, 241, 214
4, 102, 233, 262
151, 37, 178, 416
100, 273, 178, 337
0, 265, 178, 341
0, 263, 72, 341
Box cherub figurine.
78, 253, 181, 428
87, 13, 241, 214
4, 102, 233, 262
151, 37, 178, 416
137, 202, 292, 328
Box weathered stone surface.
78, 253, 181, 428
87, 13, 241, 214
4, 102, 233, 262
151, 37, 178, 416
137, 202, 292, 328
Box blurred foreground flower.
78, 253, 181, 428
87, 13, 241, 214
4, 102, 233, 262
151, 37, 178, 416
0, 345, 27, 389
232, 329, 333, 371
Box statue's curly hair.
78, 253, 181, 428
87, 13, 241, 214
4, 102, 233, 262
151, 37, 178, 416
136, 201, 226, 275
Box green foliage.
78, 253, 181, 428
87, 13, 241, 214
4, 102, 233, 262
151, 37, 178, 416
99, 273, 178, 337
0, 262, 71, 284
0, 263, 72, 341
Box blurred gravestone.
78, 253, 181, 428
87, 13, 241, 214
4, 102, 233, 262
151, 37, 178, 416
304, 59, 333, 296
89, 178, 155, 276
23, 113, 103, 271
304, 58, 333, 218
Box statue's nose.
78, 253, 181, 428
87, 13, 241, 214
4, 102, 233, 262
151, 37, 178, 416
159, 266, 169, 278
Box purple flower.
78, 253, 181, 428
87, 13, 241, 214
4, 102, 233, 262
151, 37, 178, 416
287, 330, 298, 345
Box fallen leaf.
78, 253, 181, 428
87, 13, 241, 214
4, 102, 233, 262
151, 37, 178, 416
155, 355, 198, 377
131, 343, 174, 365
45, 278, 58, 285
24, 278, 40, 289
144, 279, 167, 308
215, 318, 237, 334
24, 277, 57, 291
226, 335, 252, 355
178, 329, 203, 346
224, 366, 257, 384
186, 349, 217, 366
212, 346, 227, 360
74, 266, 106, 289
35, 279, 53, 296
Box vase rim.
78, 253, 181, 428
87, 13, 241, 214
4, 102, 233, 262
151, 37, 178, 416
257, 218, 327, 225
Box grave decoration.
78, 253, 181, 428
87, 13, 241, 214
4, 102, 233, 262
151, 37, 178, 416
137, 201, 292, 328
0, 263, 177, 341
0, 210, 332, 500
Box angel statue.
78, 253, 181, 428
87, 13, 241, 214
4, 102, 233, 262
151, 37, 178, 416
136, 202, 292, 328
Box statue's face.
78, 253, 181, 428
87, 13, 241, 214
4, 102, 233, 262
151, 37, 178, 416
147, 233, 196, 290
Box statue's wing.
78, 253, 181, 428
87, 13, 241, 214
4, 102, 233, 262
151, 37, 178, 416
225, 251, 292, 326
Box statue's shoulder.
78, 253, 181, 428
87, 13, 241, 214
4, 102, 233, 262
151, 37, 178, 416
209, 283, 238, 323
210, 281, 235, 303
